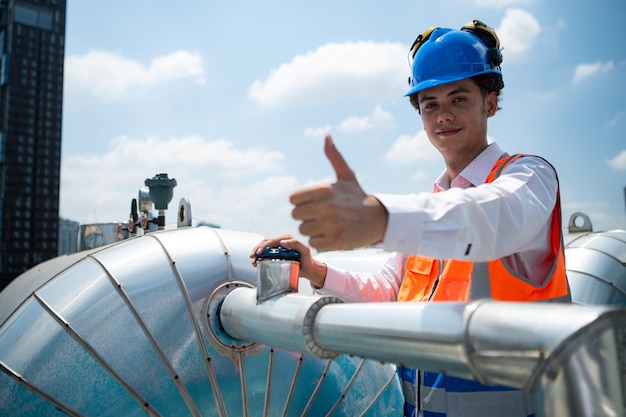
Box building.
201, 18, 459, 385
57, 217, 77, 255
0, 0, 66, 288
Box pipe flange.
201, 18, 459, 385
202, 280, 264, 356
302, 296, 343, 359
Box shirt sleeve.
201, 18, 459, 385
374, 156, 559, 263
313, 252, 403, 302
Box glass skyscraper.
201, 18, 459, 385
0, 0, 66, 287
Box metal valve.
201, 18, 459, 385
255, 246, 301, 303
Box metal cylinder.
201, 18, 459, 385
256, 260, 299, 302
220, 289, 626, 417
220, 287, 342, 358
565, 230, 626, 306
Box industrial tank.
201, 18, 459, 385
0, 227, 402, 416
1, 220, 625, 416
565, 228, 626, 306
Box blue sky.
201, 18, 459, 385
60, 0, 626, 241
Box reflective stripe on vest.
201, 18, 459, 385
398, 365, 418, 417
397, 154, 568, 416
421, 380, 535, 417
399, 368, 536, 417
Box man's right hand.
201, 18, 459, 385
250, 234, 328, 288
289, 135, 388, 251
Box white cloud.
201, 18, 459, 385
497, 9, 541, 59
411, 170, 428, 182
572, 61, 615, 84
608, 150, 626, 171
65, 50, 205, 101
248, 41, 407, 108
202, 175, 302, 236
474, 0, 535, 6
304, 106, 393, 138
304, 125, 332, 138
60, 134, 287, 228
103, 134, 284, 179
338, 105, 393, 132
385, 130, 437, 163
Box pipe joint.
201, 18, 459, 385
302, 296, 343, 359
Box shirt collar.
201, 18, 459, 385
434, 142, 506, 191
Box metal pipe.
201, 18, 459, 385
219, 287, 343, 359
220, 288, 626, 417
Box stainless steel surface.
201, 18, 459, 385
221, 286, 343, 359
2, 225, 626, 416
256, 260, 300, 302
0, 227, 402, 416
221, 288, 626, 417
566, 229, 626, 306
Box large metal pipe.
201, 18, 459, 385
0, 227, 403, 416
220, 288, 626, 417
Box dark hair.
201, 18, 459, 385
472, 73, 504, 97
408, 73, 505, 113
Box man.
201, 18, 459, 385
251, 20, 570, 417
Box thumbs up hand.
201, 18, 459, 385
290, 135, 388, 250
324, 133, 357, 183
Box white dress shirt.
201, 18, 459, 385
317, 142, 559, 303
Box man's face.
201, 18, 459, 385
417, 79, 497, 161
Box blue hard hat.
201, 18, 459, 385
405, 24, 502, 97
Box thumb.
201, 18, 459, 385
324, 134, 357, 182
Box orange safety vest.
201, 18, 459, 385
398, 153, 570, 303
397, 154, 570, 417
